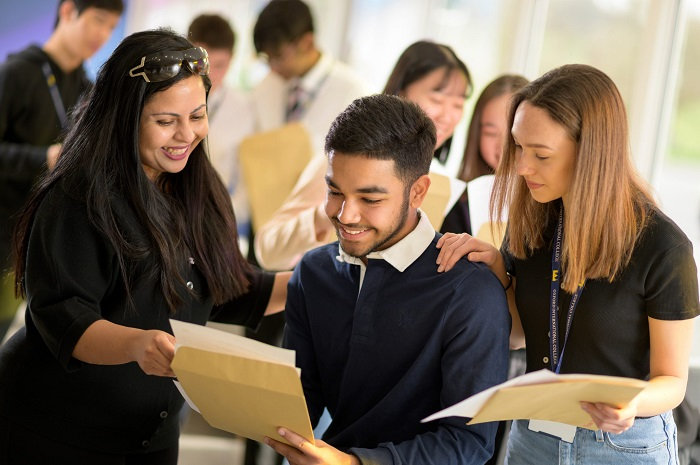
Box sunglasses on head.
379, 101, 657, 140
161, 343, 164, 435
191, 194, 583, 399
128, 47, 209, 83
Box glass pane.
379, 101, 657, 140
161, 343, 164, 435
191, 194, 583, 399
657, 4, 700, 363
539, 0, 651, 105
343, 0, 521, 174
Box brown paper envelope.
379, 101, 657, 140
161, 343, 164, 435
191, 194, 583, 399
239, 123, 313, 231
423, 172, 451, 230
172, 346, 314, 445
475, 221, 507, 248
467, 378, 646, 429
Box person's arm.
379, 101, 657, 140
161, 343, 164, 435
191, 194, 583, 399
581, 317, 695, 433
581, 233, 699, 433
0, 141, 54, 178
24, 187, 177, 377
437, 232, 525, 348
209, 267, 277, 329
282, 263, 326, 425
72, 320, 175, 377
0, 64, 55, 177
351, 268, 511, 465
254, 154, 334, 271
265, 271, 292, 315
269, 266, 512, 465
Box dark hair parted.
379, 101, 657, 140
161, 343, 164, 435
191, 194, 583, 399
188, 14, 236, 52
13, 28, 251, 312
458, 74, 529, 182
383, 40, 472, 99
325, 94, 436, 185
55, 0, 124, 28
253, 0, 314, 54
492, 64, 655, 293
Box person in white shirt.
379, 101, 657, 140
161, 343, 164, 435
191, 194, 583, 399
254, 40, 471, 271
251, 0, 367, 156
188, 14, 255, 252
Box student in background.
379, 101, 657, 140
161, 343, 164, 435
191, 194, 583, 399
0, 29, 289, 464
442, 74, 529, 235
251, 0, 366, 154
266, 94, 509, 465
254, 40, 471, 272
0, 0, 123, 342
437, 64, 699, 465
188, 13, 254, 254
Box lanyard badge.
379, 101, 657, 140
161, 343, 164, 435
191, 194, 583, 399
549, 209, 585, 374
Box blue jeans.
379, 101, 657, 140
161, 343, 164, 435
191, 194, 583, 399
505, 411, 679, 464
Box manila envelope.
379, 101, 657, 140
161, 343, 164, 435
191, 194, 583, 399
468, 377, 647, 429
172, 346, 314, 445
423, 172, 465, 230
239, 123, 313, 231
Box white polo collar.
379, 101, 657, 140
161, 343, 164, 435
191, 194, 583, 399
336, 209, 435, 273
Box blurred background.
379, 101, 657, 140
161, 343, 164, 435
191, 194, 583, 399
1, 0, 699, 463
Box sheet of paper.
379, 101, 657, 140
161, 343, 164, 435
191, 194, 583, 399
174, 380, 200, 413
171, 319, 296, 367
170, 320, 313, 445
423, 369, 647, 430
467, 174, 507, 247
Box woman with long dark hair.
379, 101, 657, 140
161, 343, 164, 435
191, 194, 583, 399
441, 74, 528, 236
0, 29, 289, 464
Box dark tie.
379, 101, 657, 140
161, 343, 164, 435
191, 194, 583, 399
285, 84, 305, 122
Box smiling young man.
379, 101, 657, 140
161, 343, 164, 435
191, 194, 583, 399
265, 95, 511, 465
0, 0, 123, 341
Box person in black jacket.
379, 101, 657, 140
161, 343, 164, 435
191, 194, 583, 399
0, 0, 123, 341
0, 28, 290, 465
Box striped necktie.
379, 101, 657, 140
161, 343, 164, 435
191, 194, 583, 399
285, 83, 306, 122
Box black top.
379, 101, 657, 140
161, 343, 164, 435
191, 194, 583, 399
285, 238, 511, 464
503, 204, 699, 378
0, 44, 90, 267
0, 180, 274, 454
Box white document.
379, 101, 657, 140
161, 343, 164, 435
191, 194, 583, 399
467, 174, 507, 228
170, 319, 296, 368
445, 177, 467, 216
422, 369, 559, 423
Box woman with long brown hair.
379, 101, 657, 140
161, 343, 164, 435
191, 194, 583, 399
436, 63, 698, 464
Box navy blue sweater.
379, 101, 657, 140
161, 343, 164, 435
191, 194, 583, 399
284, 234, 511, 464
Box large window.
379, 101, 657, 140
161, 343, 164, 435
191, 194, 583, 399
539, 0, 652, 105
657, 4, 700, 362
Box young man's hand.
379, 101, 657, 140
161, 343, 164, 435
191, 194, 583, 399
265, 428, 360, 465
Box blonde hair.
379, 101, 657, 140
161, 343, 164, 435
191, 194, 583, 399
492, 64, 655, 292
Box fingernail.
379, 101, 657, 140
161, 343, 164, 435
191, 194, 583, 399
278, 428, 285, 436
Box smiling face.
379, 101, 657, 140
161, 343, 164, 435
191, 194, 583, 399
511, 101, 577, 207
324, 152, 427, 260
138, 75, 208, 181
401, 67, 467, 149
479, 92, 512, 170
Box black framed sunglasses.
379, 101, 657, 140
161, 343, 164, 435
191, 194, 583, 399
128, 47, 209, 83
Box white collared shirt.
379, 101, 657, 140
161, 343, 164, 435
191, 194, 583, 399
251, 53, 368, 154
336, 210, 436, 291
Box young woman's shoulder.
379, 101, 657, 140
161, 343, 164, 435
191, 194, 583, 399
638, 206, 692, 253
